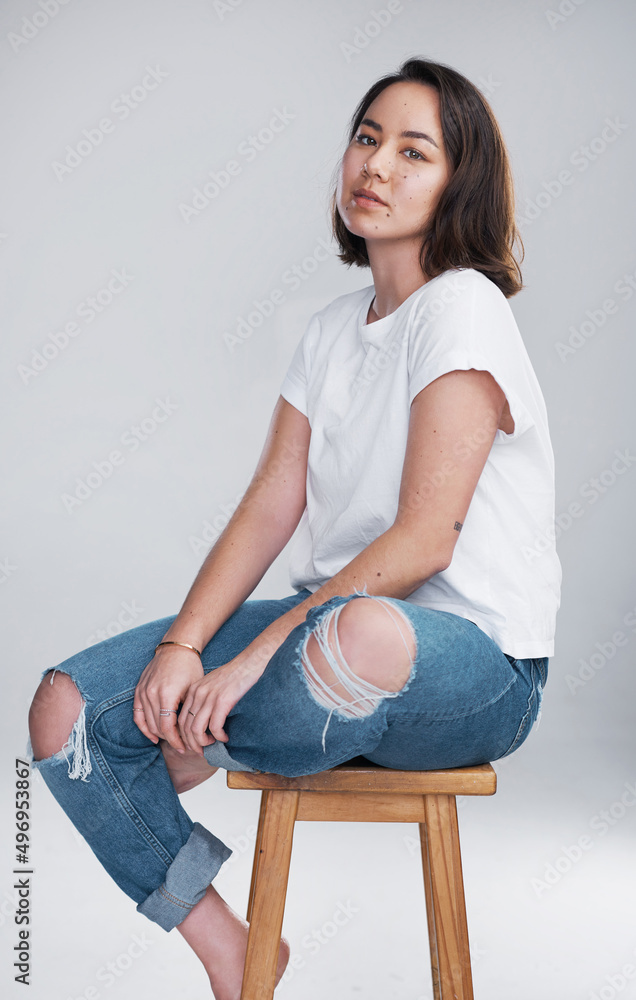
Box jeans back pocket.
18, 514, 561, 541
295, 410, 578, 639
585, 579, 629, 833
497, 657, 547, 759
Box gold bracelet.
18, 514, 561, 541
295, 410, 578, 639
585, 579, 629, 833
154, 640, 202, 658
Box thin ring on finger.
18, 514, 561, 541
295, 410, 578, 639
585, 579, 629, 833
139, 698, 161, 741
179, 700, 195, 727
180, 704, 202, 747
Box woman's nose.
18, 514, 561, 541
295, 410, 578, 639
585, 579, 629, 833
364, 148, 392, 179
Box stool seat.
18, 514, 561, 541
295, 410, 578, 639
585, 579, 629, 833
227, 757, 497, 999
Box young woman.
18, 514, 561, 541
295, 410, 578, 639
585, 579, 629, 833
28, 57, 561, 999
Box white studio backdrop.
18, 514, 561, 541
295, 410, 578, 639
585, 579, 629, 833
1, 1, 635, 998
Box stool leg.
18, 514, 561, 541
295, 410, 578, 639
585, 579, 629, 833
246, 790, 269, 923
240, 788, 299, 1000
420, 794, 474, 1000
419, 812, 441, 1000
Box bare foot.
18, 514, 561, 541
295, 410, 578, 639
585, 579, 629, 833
160, 739, 219, 793
178, 884, 290, 999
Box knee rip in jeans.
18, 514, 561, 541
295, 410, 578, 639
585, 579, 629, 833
300, 587, 417, 752
28, 669, 92, 782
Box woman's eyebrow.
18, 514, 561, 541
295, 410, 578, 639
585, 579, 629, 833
359, 117, 439, 149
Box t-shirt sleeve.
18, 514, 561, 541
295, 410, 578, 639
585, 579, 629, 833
407, 271, 535, 442
279, 312, 320, 418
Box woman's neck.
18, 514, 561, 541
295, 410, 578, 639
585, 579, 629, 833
365, 239, 432, 319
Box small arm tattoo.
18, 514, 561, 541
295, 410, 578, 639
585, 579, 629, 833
454, 521, 463, 532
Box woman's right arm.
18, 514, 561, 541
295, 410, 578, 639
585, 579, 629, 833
133, 394, 311, 748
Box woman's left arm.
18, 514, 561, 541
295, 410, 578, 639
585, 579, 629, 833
178, 368, 506, 752
305, 366, 507, 597
389, 366, 507, 584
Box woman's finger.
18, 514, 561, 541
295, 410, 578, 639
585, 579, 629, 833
180, 696, 213, 754
177, 693, 196, 743
187, 696, 228, 748
177, 694, 201, 753
132, 701, 156, 743
206, 706, 229, 744
178, 669, 238, 751
139, 686, 162, 743
184, 711, 208, 754
158, 705, 187, 753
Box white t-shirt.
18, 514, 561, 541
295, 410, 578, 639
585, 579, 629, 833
279, 268, 562, 659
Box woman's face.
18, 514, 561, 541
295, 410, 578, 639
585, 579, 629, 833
336, 81, 451, 248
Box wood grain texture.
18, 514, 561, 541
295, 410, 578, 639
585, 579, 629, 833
422, 794, 474, 999
240, 789, 299, 1000
295, 789, 427, 822
228, 759, 496, 795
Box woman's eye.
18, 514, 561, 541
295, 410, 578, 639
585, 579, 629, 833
353, 135, 426, 161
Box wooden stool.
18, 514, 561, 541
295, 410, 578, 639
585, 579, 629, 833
227, 756, 497, 999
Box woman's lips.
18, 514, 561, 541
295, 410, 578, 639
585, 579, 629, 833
352, 188, 388, 208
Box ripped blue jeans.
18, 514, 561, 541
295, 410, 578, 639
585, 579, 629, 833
28, 587, 547, 932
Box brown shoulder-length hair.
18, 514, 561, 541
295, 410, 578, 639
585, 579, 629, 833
330, 57, 524, 298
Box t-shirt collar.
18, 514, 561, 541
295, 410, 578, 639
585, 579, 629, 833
358, 286, 394, 349
358, 276, 446, 349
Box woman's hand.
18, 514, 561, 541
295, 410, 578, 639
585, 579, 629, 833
178, 647, 273, 755
133, 647, 204, 752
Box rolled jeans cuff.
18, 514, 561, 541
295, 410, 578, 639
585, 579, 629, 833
136, 822, 232, 931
